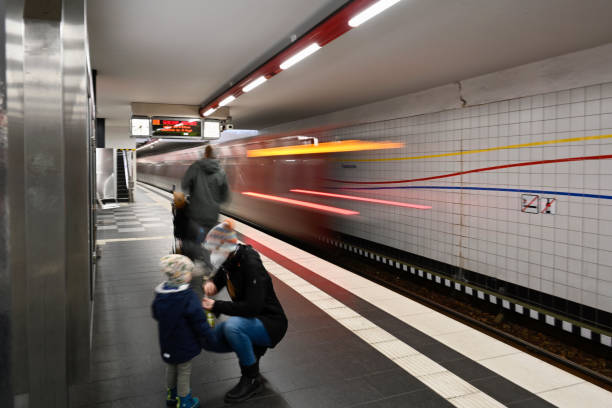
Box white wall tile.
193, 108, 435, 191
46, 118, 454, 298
602, 113, 612, 129
582, 290, 597, 308
602, 82, 612, 98
570, 88, 585, 103
599, 265, 612, 281
586, 85, 601, 101
326, 82, 612, 314
599, 250, 612, 267
597, 294, 612, 312
601, 98, 612, 114
557, 90, 571, 105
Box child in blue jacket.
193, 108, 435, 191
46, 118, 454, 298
152, 254, 215, 408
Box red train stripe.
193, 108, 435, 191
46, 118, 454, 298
242, 192, 359, 215
290, 189, 431, 209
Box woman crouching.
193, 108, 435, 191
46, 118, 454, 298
201, 220, 288, 403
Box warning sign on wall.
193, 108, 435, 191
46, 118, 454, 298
521, 194, 539, 213
540, 197, 557, 214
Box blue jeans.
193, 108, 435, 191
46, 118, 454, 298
201, 316, 271, 366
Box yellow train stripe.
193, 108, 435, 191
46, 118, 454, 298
343, 134, 612, 162
247, 140, 403, 157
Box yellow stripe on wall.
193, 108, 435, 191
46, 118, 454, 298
343, 134, 612, 162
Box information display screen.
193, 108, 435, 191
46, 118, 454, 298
151, 117, 201, 137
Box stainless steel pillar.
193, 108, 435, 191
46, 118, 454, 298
5, 0, 93, 405
23, 15, 68, 408
63, 0, 93, 384
7, 1, 29, 404
0, 1, 11, 406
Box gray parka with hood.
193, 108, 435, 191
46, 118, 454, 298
181, 158, 229, 228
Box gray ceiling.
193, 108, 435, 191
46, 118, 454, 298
88, 0, 612, 131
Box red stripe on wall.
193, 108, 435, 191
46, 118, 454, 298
326, 155, 612, 185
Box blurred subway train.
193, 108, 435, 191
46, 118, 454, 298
136, 133, 427, 249
138, 134, 342, 242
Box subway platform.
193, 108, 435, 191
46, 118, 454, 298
69, 184, 612, 407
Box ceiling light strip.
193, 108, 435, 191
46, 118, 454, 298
203, 107, 217, 116
279, 43, 322, 70
242, 192, 359, 215
200, 0, 401, 117
290, 189, 432, 209
242, 76, 268, 93
218, 95, 235, 107
348, 0, 401, 27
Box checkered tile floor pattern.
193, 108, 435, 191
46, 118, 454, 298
96, 204, 172, 234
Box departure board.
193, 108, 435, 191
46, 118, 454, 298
151, 117, 201, 137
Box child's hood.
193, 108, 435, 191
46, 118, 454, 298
155, 282, 190, 294
153, 283, 192, 326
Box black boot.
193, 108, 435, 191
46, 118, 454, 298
224, 363, 263, 403
253, 345, 267, 363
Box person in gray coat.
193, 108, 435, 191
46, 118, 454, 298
181, 145, 230, 270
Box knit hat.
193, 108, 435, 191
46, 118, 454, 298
203, 220, 238, 253
160, 254, 194, 287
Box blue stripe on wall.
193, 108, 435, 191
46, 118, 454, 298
329, 185, 612, 200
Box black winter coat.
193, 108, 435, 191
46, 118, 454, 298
181, 158, 229, 228
173, 204, 203, 241
212, 244, 288, 347
152, 284, 214, 364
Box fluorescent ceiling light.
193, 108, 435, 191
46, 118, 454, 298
348, 0, 401, 27
203, 107, 217, 116
242, 76, 267, 93
219, 95, 235, 107
280, 43, 321, 70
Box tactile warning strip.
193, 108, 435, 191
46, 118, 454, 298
261, 259, 506, 407
320, 236, 612, 348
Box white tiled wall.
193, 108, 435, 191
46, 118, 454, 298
312, 82, 612, 314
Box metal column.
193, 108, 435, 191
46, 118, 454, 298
22, 15, 68, 408
0, 1, 11, 406
63, 0, 93, 384
6, 0, 28, 404
5, 0, 93, 405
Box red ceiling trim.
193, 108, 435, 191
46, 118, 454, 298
199, 0, 381, 117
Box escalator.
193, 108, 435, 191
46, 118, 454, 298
116, 149, 130, 202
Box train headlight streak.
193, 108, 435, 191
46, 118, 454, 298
203, 107, 217, 116
242, 192, 359, 215
219, 95, 235, 107
348, 0, 402, 27
242, 76, 267, 93
279, 43, 321, 70
290, 189, 432, 209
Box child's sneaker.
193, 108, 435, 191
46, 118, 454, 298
177, 392, 200, 408
166, 387, 177, 406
